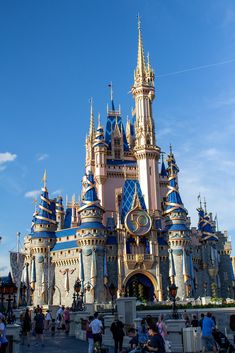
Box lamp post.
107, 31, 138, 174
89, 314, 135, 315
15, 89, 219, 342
72, 279, 85, 311
203, 281, 207, 297
0, 273, 17, 323
232, 280, 235, 300
108, 283, 117, 315
169, 283, 178, 319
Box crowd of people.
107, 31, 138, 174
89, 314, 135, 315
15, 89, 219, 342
19, 305, 71, 348
0, 306, 230, 353
106, 311, 220, 353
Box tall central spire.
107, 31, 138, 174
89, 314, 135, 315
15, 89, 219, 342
137, 15, 146, 78
89, 97, 95, 140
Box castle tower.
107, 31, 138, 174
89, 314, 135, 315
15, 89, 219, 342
29, 171, 56, 306
197, 202, 220, 297
131, 16, 161, 213
85, 98, 96, 173
93, 118, 108, 205
76, 171, 107, 304
55, 196, 65, 230
126, 117, 135, 149
165, 148, 192, 299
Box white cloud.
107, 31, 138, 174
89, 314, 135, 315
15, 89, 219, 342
0, 152, 17, 169
25, 190, 41, 199
51, 189, 63, 197
37, 153, 49, 161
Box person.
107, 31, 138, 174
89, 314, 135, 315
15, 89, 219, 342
138, 319, 148, 345
191, 315, 199, 328
89, 312, 103, 350
199, 313, 205, 329
157, 315, 167, 340
142, 325, 166, 353
0, 315, 8, 353
63, 307, 70, 334
34, 308, 45, 347
86, 316, 94, 353
121, 328, 139, 353
22, 308, 31, 347
56, 306, 64, 329
110, 317, 125, 353
201, 312, 217, 353
45, 310, 52, 330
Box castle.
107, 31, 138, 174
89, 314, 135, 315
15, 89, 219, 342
19, 18, 234, 307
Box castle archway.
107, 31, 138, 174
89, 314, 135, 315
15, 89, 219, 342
123, 271, 157, 302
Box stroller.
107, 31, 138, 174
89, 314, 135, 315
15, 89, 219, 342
213, 329, 235, 353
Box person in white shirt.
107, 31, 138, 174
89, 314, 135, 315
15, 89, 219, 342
56, 306, 64, 329
45, 310, 52, 330
89, 312, 103, 349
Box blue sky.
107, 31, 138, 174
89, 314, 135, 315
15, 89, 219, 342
1, 0, 235, 273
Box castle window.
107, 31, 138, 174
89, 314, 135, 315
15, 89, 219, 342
114, 150, 121, 159
39, 239, 41, 242
149, 166, 152, 175
67, 236, 69, 240
114, 138, 120, 147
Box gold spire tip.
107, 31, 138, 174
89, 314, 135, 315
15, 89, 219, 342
42, 169, 47, 188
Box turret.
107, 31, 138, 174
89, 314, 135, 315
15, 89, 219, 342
126, 117, 135, 149
93, 117, 108, 205
85, 98, 96, 173
131, 16, 161, 213
165, 148, 192, 299
30, 171, 56, 305
56, 196, 65, 230
197, 199, 219, 297
77, 171, 107, 303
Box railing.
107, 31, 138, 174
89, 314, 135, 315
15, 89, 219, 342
124, 254, 154, 262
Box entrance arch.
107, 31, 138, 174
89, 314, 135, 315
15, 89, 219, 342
123, 271, 157, 302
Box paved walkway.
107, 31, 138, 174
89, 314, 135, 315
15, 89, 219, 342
19, 332, 90, 353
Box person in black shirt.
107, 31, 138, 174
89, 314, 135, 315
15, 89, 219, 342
191, 315, 199, 327
110, 317, 125, 353
142, 325, 166, 353
121, 328, 139, 353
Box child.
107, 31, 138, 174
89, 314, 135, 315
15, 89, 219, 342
51, 319, 56, 336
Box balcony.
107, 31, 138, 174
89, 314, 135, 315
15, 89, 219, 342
124, 253, 155, 270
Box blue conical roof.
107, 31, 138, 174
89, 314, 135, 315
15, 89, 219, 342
79, 171, 104, 212
32, 183, 56, 238
165, 150, 187, 215
197, 207, 218, 241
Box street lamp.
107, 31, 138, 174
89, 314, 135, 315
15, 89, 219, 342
108, 283, 117, 315
169, 283, 178, 319
203, 281, 207, 297
232, 280, 235, 299
72, 279, 85, 311
0, 273, 17, 323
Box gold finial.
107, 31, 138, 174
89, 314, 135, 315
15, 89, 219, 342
42, 170, 47, 188
72, 193, 76, 204
204, 197, 207, 213
33, 198, 37, 212
147, 52, 150, 70
137, 13, 146, 76
89, 97, 95, 138
137, 13, 141, 30
108, 82, 113, 102
169, 144, 173, 154
98, 113, 101, 128
197, 193, 202, 208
